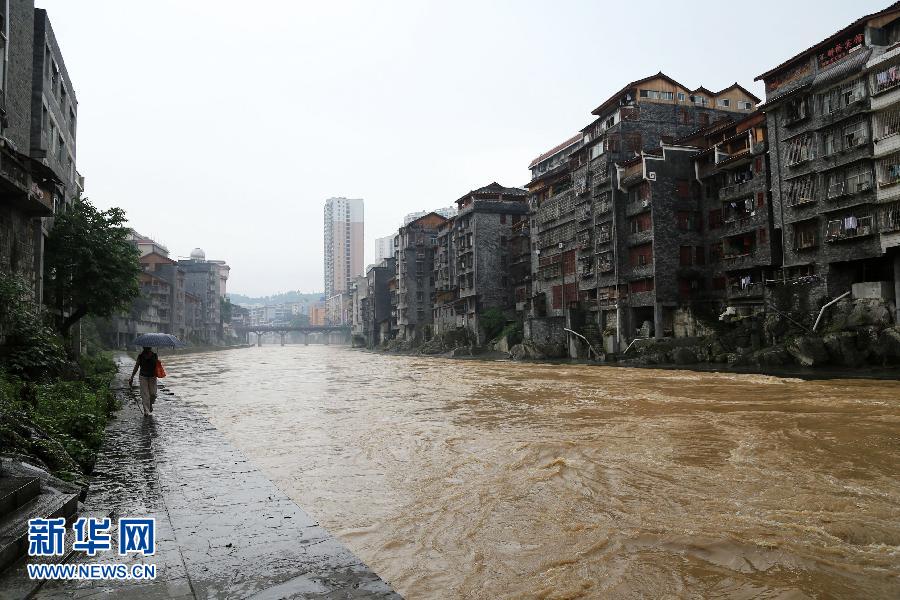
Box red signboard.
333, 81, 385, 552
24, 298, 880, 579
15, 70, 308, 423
818, 32, 864, 69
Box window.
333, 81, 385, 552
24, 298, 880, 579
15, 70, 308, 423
786, 134, 814, 165
676, 211, 699, 231
786, 96, 809, 123
717, 98, 730, 107
821, 78, 865, 114
695, 246, 706, 265
794, 220, 818, 249
739, 101, 753, 110
679, 246, 693, 266
878, 152, 900, 187
628, 244, 653, 267
693, 96, 709, 106
875, 107, 900, 139
629, 278, 654, 293
639, 89, 649, 98
57, 135, 64, 163
660, 91, 674, 100
677, 92, 686, 102
629, 212, 652, 233
787, 175, 817, 206
873, 63, 900, 94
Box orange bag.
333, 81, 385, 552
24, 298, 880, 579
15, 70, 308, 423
155, 360, 167, 378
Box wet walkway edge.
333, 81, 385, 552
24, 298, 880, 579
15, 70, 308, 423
35, 357, 401, 599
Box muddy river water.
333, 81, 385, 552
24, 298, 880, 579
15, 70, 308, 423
163, 346, 900, 599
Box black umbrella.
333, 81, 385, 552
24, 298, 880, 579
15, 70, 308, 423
132, 333, 186, 348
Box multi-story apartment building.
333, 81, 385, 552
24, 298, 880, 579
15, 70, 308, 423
374, 234, 394, 262
367, 257, 395, 347
528, 73, 760, 349
756, 3, 900, 316
178, 248, 230, 344
596, 110, 776, 342
30, 8, 81, 302
323, 197, 364, 298
394, 212, 446, 341
0, 3, 78, 306
403, 206, 457, 225
432, 182, 528, 344
686, 112, 776, 310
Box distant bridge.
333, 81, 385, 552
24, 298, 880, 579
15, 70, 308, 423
233, 325, 351, 346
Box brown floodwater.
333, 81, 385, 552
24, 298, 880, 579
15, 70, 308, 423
162, 346, 900, 599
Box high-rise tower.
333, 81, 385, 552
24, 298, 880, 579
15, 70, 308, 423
323, 197, 364, 298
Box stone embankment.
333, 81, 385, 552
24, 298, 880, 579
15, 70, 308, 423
372, 298, 900, 371
621, 298, 900, 369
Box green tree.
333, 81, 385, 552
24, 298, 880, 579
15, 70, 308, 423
44, 198, 140, 337
0, 273, 67, 379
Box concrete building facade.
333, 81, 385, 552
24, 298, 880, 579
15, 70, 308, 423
528, 73, 761, 352
432, 182, 528, 344
0, 2, 79, 307
757, 3, 900, 316
324, 197, 364, 299
394, 212, 446, 341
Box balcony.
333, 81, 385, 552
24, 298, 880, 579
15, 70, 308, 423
825, 216, 875, 242
0, 148, 51, 216
722, 211, 765, 234
722, 251, 756, 269
628, 290, 655, 307
729, 282, 764, 299
625, 197, 651, 217
627, 262, 654, 279
718, 180, 755, 202
627, 228, 653, 245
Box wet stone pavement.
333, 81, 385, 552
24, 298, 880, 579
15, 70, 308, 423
35, 362, 400, 599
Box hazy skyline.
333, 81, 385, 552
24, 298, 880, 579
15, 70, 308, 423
38, 0, 886, 295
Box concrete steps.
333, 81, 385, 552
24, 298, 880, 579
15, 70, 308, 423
0, 481, 79, 576
0, 509, 112, 600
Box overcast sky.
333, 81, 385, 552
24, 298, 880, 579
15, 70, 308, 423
37, 0, 886, 296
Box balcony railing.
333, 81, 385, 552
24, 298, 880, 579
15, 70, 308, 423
718, 180, 754, 201
825, 216, 875, 242
722, 251, 756, 268
729, 282, 764, 298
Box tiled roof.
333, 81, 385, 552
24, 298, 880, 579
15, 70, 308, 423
527, 133, 582, 169
466, 182, 527, 197
755, 1, 900, 81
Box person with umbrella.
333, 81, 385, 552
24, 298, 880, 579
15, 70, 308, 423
128, 334, 182, 417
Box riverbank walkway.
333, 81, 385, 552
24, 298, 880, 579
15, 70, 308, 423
33, 361, 400, 599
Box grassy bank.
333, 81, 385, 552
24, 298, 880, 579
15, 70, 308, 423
0, 353, 120, 486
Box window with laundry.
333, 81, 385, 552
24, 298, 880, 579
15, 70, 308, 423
872, 62, 900, 95
723, 196, 756, 222
876, 152, 900, 186
825, 213, 874, 241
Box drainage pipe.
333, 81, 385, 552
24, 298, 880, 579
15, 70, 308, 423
812, 291, 850, 332
564, 328, 599, 360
